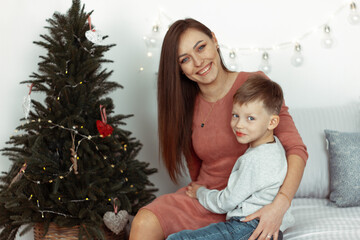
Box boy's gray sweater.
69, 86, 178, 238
197, 136, 294, 231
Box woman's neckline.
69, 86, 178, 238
199, 71, 241, 104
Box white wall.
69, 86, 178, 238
0, 0, 359, 239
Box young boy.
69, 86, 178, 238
167, 76, 294, 240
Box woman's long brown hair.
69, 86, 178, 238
157, 18, 228, 182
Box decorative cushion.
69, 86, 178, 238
290, 103, 360, 198
324, 129, 360, 207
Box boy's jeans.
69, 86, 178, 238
167, 217, 282, 240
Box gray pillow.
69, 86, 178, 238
324, 129, 360, 207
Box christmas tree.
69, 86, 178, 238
0, 0, 157, 239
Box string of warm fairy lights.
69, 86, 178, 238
74, 34, 96, 56
6, 17, 133, 220
11, 117, 132, 219
17, 117, 129, 175
52, 34, 96, 100
55, 78, 85, 100
140, 1, 360, 74
32, 195, 121, 218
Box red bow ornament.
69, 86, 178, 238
96, 105, 113, 137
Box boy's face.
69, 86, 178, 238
230, 100, 276, 148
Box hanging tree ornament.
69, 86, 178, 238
85, 15, 104, 45
96, 105, 113, 137
69, 132, 78, 174
9, 163, 27, 187
103, 198, 129, 235
22, 83, 34, 119
348, 2, 360, 25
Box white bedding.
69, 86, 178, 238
284, 198, 360, 240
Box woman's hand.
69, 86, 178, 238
241, 195, 289, 240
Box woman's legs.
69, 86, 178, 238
129, 209, 164, 240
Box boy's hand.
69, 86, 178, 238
186, 183, 203, 199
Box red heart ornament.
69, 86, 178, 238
96, 120, 113, 137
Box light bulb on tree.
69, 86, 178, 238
348, 2, 360, 25
291, 43, 304, 67
321, 25, 335, 49
259, 52, 271, 74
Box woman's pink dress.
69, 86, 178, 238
143, 71, 308, 238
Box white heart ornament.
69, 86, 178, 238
85, 30, 103, 44
103, 210, 129, 235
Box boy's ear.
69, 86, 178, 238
268, 115, 280, 130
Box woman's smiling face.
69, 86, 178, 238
177, 28, 221, 86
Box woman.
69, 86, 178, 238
129, 18, 308, 240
